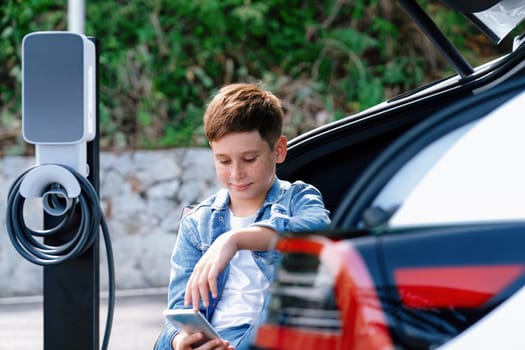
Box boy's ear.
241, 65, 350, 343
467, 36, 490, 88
274, 136, 287, 164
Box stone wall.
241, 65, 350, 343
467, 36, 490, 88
0, 148, 220, 297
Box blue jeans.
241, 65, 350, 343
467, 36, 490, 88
218, 324, 252, 350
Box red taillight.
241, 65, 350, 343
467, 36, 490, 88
327, 241, 394, 350
255, 324, 340, 350
253, 236, 394, 350
395, 265, 525, 308
275, 236, 328, 255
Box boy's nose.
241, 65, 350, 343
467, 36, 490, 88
231, 162, 245, 179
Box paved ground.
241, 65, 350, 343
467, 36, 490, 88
0, 288, 167, 350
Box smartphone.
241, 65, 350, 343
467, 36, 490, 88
163, 309, 221, 347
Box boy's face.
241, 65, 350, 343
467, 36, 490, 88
210, 131, 287, 214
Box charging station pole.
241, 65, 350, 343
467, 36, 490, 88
44, 4, 99, 347
5, 12, 114, 349
15, 30, 102, 349
42, 37, 100, 350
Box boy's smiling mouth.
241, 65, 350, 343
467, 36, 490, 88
230, 183, 251, 191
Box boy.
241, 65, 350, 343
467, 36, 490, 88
155, 83, 331, 350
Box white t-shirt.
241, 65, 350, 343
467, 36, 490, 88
211, 211, 271, 330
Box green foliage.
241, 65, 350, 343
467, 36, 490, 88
0, 0, 511, 154
0, 0, 66, 155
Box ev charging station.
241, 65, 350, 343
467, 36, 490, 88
5, 32, 114, 350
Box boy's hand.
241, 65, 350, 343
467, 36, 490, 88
185, 232, 238, 310
172, 332, 234, 350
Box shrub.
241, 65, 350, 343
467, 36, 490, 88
0, 0, 511, 155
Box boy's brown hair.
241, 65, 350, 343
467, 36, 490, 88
203, 83, 284, 149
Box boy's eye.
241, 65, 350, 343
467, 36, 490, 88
244, 157, 256, 163
218, 159, 231, 165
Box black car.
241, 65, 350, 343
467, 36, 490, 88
252, 1, 525, 349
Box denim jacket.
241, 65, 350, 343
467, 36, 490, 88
155, 177, 331, 349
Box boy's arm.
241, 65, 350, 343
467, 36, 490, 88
185, 225, 276, 310
230, 225, 278, 250
255, 181, 331, 233
160, 218, 204, 348
185, 182, 331, 311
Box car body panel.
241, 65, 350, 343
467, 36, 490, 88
254, 56, 525, 350
436, 285, 525, 349
378, 224, 525, 348
252, 1, 525, 349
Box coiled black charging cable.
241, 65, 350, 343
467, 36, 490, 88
5, 164, 115, 350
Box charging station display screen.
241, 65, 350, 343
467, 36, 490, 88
23, 33, 86, 144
